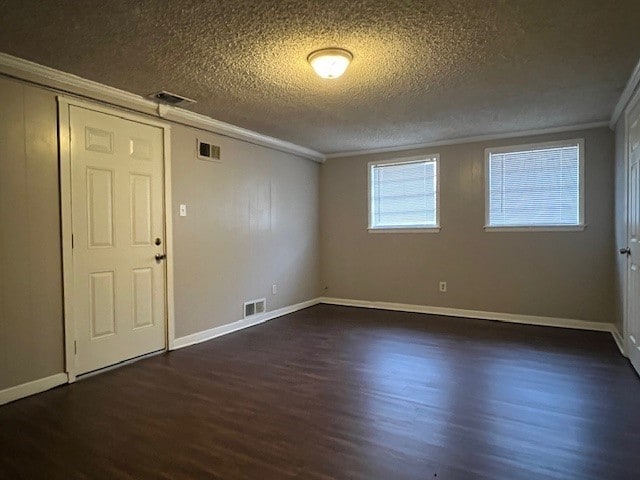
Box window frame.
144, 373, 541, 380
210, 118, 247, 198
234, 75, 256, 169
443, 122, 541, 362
367, 154, 441, 233
483, 138, 586, 232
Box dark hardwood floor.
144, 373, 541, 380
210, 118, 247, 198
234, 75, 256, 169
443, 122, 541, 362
1, 304, 639, 480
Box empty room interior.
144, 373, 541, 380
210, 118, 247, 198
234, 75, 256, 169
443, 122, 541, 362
2, 1, 640, 479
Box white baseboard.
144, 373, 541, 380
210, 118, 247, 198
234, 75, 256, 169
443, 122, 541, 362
0, 372, 68, 406
612, 329, 627, 357
319, 297, 616, 333
172, 297, 321, 350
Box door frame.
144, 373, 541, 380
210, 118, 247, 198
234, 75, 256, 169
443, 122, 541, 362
58, 96, 176, 382
623, 86, 640, 356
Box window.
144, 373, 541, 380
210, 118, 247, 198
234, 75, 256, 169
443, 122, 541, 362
485, 140, 584, 230
368, 156, 439, 232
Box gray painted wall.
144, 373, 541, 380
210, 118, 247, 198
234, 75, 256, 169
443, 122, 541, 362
320, 127, 616, 323
0, 78, 64, 389
171, 125, 320, 338
0, 76, 321, 390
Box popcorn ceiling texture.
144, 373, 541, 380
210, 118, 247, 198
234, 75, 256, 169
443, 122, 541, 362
0, 0, 639, 154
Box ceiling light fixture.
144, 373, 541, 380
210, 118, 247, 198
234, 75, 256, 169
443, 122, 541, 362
307, 48, 353, 79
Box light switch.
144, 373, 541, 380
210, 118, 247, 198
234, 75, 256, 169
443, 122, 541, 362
179, 204, 187, 217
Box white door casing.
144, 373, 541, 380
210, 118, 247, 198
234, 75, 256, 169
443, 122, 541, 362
626, 93, 640, 376
59, 98, 175, 379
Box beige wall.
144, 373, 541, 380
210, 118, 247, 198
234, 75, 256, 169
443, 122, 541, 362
0, 78, 64, 389
321, 127, 616, 323
0, 75, 321, 391
614, 121, 627, 333
171, 125, 320, 338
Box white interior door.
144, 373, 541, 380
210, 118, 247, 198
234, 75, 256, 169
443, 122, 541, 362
70, 105, 166, 375
626, 97, 640, 376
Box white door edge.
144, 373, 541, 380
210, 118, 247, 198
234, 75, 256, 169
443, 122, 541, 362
58, 96, 175, 381
622, 87, 640, 346
623, 85, 640, 373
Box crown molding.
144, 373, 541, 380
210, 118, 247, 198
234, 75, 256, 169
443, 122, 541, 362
324, 121, 610, 159
610, 56, 640, 129
157, 106, 324, 162
0, 52, 325, 163
0, 52, 161, 113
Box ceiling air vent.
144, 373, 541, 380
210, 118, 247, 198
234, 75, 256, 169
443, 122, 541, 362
197, 139, 221, 162
148, 90, 196, 107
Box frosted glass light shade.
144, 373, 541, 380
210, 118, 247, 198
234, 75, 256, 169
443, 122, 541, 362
308, 48, 353, 79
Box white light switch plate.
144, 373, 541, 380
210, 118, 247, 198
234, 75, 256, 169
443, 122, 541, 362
179, 204, 187, 217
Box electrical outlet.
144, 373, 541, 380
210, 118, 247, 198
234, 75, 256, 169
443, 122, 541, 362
272, 284, 277, 295
179, 204, 187, 217
439, 281, 447, 293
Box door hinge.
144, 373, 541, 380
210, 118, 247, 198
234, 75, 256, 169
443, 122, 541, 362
74, 340, 77, 355
71, 234, 74, 248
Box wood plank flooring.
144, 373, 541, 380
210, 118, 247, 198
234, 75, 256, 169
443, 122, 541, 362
1, 304, 639, 479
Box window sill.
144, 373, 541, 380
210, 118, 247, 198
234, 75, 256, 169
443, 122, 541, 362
368, 227, 441, 234
483, 225, 587, 232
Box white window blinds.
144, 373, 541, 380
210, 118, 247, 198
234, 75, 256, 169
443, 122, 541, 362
370, 158, 438, 229
487, 142, 582, 228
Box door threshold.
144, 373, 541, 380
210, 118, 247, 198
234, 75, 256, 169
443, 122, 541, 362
75, 349, 166, 381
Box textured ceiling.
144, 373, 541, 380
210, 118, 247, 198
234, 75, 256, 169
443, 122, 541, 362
0, 0, 639, 154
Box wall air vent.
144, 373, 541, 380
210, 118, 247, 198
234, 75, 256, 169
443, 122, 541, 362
197, 139, 221, 161
244, 298, 266, 319
148, 90, 196, 107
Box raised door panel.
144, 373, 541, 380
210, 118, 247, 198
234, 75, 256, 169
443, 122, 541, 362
85, 126, 114, 154
130, 174, 152, 246
132, 268, 154, 329
129, 138, 152, 160
631, 163, 639, 244
87, 168, 114, 248
631, 122, 639, 152
89, 271, 116, 339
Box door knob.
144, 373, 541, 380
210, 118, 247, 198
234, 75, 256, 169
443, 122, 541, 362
155, 253, 167, 261
620, 247, 631, 255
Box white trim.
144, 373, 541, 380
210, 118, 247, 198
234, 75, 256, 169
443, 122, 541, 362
368, 227, 441, 234
622, 97, 631, 349
610, 57, 640, 129
319, 297, 615, 332
326, 122, 608, 159
59, 96, 169, 128
368, 154, 440, 231
57, 96, 175, 379
483, 225, 586, 233
0, 373, 68, 406
162, 107, 324, 162
0, 52, 324, 163
163, 127, 177, 351
172, 298, 321, 350
0, 52, 158, 111
612, 328, 627, 357
484, 138, 585, 230
58, 98, 75, 382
